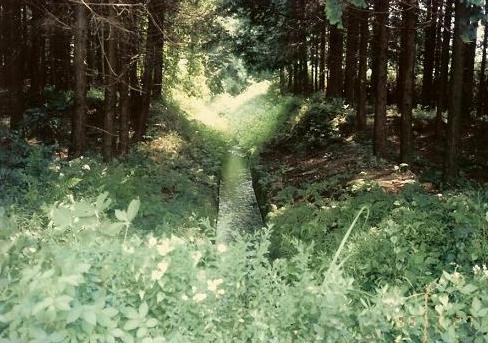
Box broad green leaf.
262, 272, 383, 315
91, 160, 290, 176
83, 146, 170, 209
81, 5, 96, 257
82, 309, 97, 326
115, 210, 128, 222
136, 327, 147, 338
127, 199, 141, 222
96, 192, 112, 212
139, 302, 148, 318
104, 222, 125, 236
146, 318, 158, 328
124, 319, 140, 331
51, 207, 72, 229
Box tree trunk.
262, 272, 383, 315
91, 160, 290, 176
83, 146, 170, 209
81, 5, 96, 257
318, 19, 326, 92
326, 24, 344, 98
373, 0, 389, 157
422, 0, 439, 106
444, 0, 468, 180
344, 7, 360, 104
356, 9, 369, 131
478, 8, 488, 117
119, 7, 133, 156
462, 19, 477, 117
6, 0, 24, 128
103, 1, 117, 162
29, 2, 45, 103
435, 0, 453, 136
135, 9, 156, 141
152, 2, 165, 98
49, 0, 71, 90
71, 1, 88, 158
400, 0, 417, 163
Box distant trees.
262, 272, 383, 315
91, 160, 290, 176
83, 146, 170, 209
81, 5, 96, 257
226, 0, 487, 180
2, 0, 488, 181
1, 0, 220, 161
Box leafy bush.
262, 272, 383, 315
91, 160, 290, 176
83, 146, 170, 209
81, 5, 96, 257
2, 196, 488, 342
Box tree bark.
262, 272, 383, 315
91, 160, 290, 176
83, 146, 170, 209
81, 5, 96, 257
152, 2, 165, 98
444, 0, 468, 180
119, 6, 133, 156
29, 2, 45, 103
135, 8, 157, 141
435, 0, 453, 136
71, 1, 88, 158
422, 0, 439, 106
103, 1, 117, 162
326, 24, 344, 98
344, 7, 360, 104
356, 9, 369, 131
6, 0, 24, 128
399, 0, 417, 163
373, 0, 389, 157
462, 18, 477, 117
318, 18, 326, 92
478, 7, 488, 117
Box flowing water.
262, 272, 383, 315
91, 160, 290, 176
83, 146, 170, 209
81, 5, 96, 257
216, 148, 263, 243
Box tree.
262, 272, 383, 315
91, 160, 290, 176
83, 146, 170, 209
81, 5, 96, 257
5, 0, 24, 128
445, 0, 468, 180
344, 7, 360, 104
435, 0, 453, 135
326, 24, 344, 98
135, 5, 157, 141
399, 0, 417, 163
103, 0, 117, 162
422, 0, 439, 106
373, 0, 389, 157
478, 1, 488, 117
356, 8, 369, 131
71, 1, 88, 158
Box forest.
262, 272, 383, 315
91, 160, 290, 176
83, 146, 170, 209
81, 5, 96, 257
2, 0, 488, 341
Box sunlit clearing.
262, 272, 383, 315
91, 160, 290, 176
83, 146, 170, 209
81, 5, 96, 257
173, 81, 271, 137
142, 131, 185, 161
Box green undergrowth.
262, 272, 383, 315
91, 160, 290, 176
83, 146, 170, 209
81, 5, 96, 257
255, 95, 488, 288
2, 191, 488, 341
252, 94, 488, 340
3, 88, 488, 341
0, 99, 227, 235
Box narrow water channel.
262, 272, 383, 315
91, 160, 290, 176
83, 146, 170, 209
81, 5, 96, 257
216, 148, 264, 243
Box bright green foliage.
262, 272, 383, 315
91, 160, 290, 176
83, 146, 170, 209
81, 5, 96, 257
2, 194, 488, 341
0, 100, 226, 235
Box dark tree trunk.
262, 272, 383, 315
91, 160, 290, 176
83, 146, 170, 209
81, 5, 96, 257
356, 9, 369, 131
326, 24, 344, 98
6, 0, 24, 128
119, 7, 133, 156
344, 7, 360, 104
422, 0, 439, 106
436, 0, 453, 135
462, 19, 477, 117
29, 2, 45, 103
318, 20, 326, 92
49, 0, 72, 90
135, 9, 157, 141
71, 1, 88, 158
399, 0, 417, 163
373, 0, 389, 157
152, 2, 165, 98
478, 9, 488, 117
103, 1, 117, 162
445, 0, 468, 180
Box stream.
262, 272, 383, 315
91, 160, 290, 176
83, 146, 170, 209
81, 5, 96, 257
216, 148, 263, 243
